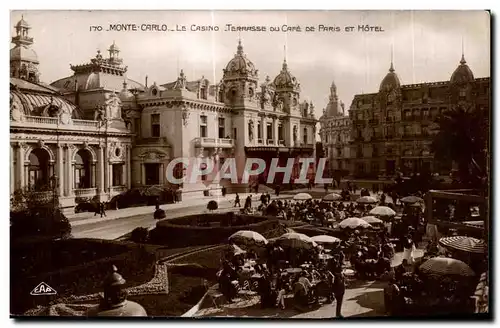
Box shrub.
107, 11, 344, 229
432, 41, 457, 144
130, 227, 149, 243
207, 200, 218, 211
10, 188, 71, 241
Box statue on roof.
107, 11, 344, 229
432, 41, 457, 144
94, 104, 106, 122
104, 92, 122, 120
41, 97, 61, 118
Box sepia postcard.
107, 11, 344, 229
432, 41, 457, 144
9, 10, 491, 319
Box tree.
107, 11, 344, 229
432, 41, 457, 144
431, 104, 488, 189
10, 186, 71, 240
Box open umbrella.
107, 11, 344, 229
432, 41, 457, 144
419, 257, 475, 277
293, 193, 312, 201
439, 236, 487, 254
361, 216, 383, 225
400, 195, 423, 204
276, 232, 317, 249
230, 244, 247, 255
322, 193, 342, 202
339, 217, 372, 229
228, 230, 268, 247
311, 235, 341, 245
369, 206, 396, 217
356, 196, 378, 204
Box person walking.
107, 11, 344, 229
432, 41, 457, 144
332, 270, 346, 318
234, 193, 241, 207
99, 202, 107, 218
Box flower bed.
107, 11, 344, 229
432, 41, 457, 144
151, 213, 279, 248
11, 239, 158, 315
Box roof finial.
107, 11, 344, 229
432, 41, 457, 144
460, 37, 466, 64
237, 35, 243, 55
389, 46, 395, 73
282, 45, 288, 71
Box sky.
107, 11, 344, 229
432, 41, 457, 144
10, 10, 490, 118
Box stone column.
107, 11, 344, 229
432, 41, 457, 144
16, 143, 25, 190
263, 118, 267, 144
126, 146, 131, 189
158, 163, 164, 186
108, 163, 113, 189
65, 145, 74, 196
57, 145, 64, 196
97, 146, 105, 194
273, 118, 278, 145
141, 163, 146, 185
91, 161, 97, 188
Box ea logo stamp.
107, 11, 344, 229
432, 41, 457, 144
30, 282, 57, 296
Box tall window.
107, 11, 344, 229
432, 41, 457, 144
218, 117, 225, 138
200, 86, 207, 100
200, 115, 207, 138
151, 114, 160, 137
112, 164, 123, 186
278, 124, 284, 141
233, 128, 237, 140
303, 127, 308, 144
459, 88, 466, 99
257, 123, 262, 139
134, 118, 141, 137
266, 123, 273, 141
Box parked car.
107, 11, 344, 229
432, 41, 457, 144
74, 202, 97, 213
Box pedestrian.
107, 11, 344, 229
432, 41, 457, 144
94, 202, 99, 216
266, 192, 271, 204
234, 193, 241, 207
332, 270, 346, 317
100, 202, 107, 218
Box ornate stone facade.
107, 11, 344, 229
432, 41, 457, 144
344, 57, 489, 179
11, 17, 319, 207
319, 81, 351, 176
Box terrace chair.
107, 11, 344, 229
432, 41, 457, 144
205, 281, 224, 308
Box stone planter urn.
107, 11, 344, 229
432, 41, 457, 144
87, 265, 147, 317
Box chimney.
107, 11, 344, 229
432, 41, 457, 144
145, 75, 148, 88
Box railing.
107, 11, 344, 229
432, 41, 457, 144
24, 115, 58, 124
194, 137, 234, 148
110, 186, 126, 193
73, 119, 99, 128
267, 139, 275, 145
136, 137, 169, 145
257, 138, 263, 144
278, 140, 285, 146
74, 188, 97, 197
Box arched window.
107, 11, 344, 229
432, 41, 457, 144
28, 148, 50, 191
74, 149, 93, 189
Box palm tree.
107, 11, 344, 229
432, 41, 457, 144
431, 104, 488, 188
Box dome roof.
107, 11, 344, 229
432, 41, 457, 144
273, 60, 300, 90
119, 80, 135, 101
379, 62, 400, 92
10, 78, 84, 119
10, 45, 38, 63
224, 40, 258, 78
15, 16, 30, 28
450, 54, 474, 84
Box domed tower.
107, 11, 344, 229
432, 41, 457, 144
10, 15, 40, 83
325, 80, 343, 117
378, 61, 402, 114
221, 40, 259, 107
449, 53, 475, 105
272, 58, 301, 114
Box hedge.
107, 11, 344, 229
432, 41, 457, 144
150, 213, 279, 248
11, 239, 157, 315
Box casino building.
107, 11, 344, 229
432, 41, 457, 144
10, 16, 318, 212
